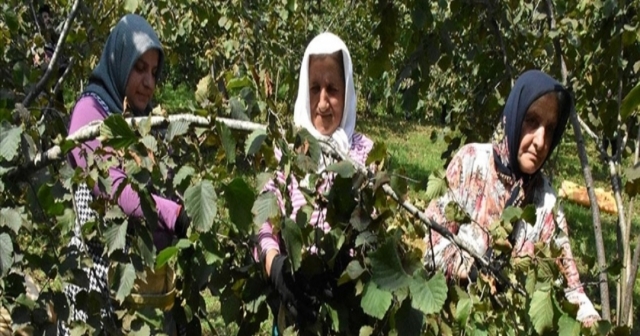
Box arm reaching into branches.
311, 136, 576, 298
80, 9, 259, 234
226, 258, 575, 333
422, 147, 490, 280
68, 96, 183, 238
549, 206, 601, 325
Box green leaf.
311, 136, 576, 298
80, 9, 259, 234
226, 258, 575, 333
359, 326, 374, 336
624, 163, 640, 197
155, 246, 179, 269
360, 281, 392, 319
621, 81, 640, 121
0, 122, 22, 161
195, 75, 212, 104
252, 192, 279, 226
366, 141, 387, 165
355, 231, 377, 247
217, 122, 236, 164
281, 219, 303, 271
444, 202, 471, 223
501, 206, 523, 223
224, 178, 256, 233
101, 114, 137, 149
425, 170, 447, 201
140, 135, 157, 152
166, 120, 190, 142
370, 238, 411, 291
184, 180, 217, 232
346, 260, 365, 280
0, 208, 23, 234
245, 129, 267, 156
173, 165, 195, 189
115, 263, 136, 302
455, 297, 472, 325
528, 289, 555, 334
227, 76, 252, 90
558, 314, 580, 336
326, 161, 355, 178
409, 273, 447, 314
521, 204, 537, 224
105, 221, 128, 255
0, 233, 13, 276
123, 0, 139, 12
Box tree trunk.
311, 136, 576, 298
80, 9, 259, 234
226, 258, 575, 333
543, 0, 611, 320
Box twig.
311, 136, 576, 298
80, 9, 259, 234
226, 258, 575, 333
6, 114, 267, 178
52, 56, 75, 98
23, 0, 81, 107
318, 139, 526, 296
543, 0, 611, 320
29, 1, 43, 37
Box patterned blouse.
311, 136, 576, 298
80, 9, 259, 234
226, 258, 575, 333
422, 142, 600, 322
258, 133, 374, 255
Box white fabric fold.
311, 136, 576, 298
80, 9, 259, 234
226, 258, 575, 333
293, 32, 356, 174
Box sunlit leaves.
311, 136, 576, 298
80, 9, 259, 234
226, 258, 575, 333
105, 221, 128, 255
558, 314, 581, 336
101, 114, 138, 149
0, 122, 22, 161
113, 263, 136, 303
425, 170, 447, 201
0, 233, 13, 276
409, 272, 447, 315
620, 81, 640, 121
360, 281, 392, 319
0, 208, 23, 234
326, 161, 355, 178
184, 180, 217, 232
252, 192, 279, 226
528, 289, 555, 334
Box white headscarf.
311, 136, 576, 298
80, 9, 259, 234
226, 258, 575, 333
293, 32, 357, 167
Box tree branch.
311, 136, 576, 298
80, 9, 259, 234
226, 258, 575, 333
319, 139, 526, 296
543, 0, 611, 321
22, 0, 81, 107
5, 114, 267, 178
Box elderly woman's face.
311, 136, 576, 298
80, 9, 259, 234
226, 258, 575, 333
308, 54, 345, 136
518, 93, 558, 174
125, 49, 159, 113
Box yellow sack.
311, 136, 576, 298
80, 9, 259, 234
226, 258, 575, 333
109, 264, 177, 312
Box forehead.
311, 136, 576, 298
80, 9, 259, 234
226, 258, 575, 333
526, 92, 559, 123
308, 54, 342, 78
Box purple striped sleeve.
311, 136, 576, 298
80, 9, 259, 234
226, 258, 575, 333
68, 96, 181, 233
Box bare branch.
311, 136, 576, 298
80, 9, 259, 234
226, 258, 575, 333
23, 0, 81, 107
319, 139, 526, 296
52, 57, 75, 98
29, 1, 43, 37
543, 0, 611, 321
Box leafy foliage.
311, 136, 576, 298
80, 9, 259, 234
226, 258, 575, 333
0, 0, 638, 334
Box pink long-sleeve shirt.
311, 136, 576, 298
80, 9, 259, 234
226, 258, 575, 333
257, 132, 373, 255
68, 93, 181, 248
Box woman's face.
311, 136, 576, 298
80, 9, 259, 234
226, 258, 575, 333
518, 93, 559, 174
125, 49, 159, 113
308, 54, 345, 136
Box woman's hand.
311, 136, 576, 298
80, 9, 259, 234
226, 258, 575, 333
268, 254, 318, 325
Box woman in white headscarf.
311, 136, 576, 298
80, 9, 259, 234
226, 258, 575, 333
257, 32, 374, 334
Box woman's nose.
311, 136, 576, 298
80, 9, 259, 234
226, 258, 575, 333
533, 126, 546, 148
318, 89, 329, 110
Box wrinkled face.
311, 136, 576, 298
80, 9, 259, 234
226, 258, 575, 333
41, 12, 53, 30
308, 53, 345, 136
125, 49, 159, 113
518, 93, 559, 174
